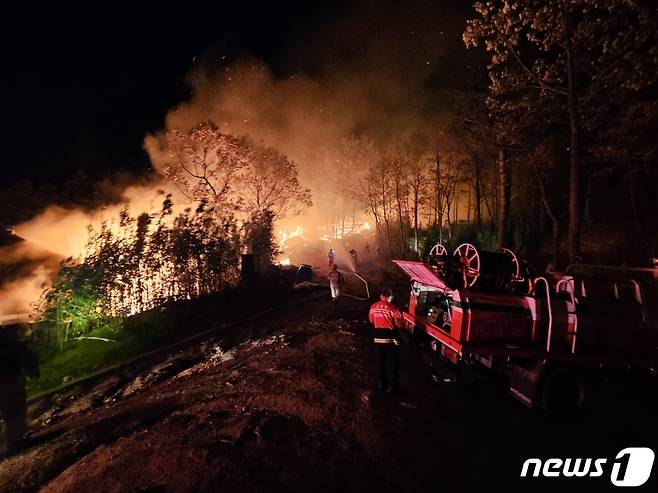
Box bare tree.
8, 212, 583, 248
239, 138, 312, 221
150, 122, 311, 222
155, 122, 248, 212
529, 147, 561, 267
366, 157, 394, 256
336, 135, 379, 234
390, 154, 409, 258
496, 147, 511, 249
398, 133, 431, 256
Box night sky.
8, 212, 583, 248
2, 1, 477, 184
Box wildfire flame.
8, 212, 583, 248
278, 225, 305, 248
277, 225, 306, 265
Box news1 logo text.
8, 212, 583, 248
521, 447, 655, 487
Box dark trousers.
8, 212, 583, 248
377, 344, 399, 389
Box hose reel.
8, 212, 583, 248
428, 242, 525, 292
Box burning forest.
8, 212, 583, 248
1, 1, 658, 492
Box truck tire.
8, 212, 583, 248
540, 367, 586, 413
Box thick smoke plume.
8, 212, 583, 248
0, 242, 61, 316
13, 183, 176, 258
145, 60, 450, 221
4, 1, 468, 315
145, 1, 467, 227
2, 183, 180, 316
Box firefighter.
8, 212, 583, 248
458, 255, 471, 289
368, 287, 403, 394
349, 248, 358, 270
327, 264, 344, 302
0, 325, 39, 456
328, 249, 336, 267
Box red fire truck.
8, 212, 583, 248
394, 243, 658, 411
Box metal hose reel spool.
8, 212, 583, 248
428, 243, 448, 275
498, 247, 520, 279
452, 243, 521, 291
463, 243, 519, 291
453, 243, 481, 288
429, 243, 448, 258
428, 242, 523, 292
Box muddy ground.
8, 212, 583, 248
1, 277, 657, 492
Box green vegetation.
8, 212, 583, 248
27, 308, 165, 396
38, 195, 240, 342
29, 193, 288, 397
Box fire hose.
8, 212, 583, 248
341, 271, 370, 301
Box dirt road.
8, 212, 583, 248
0, 295, 459, 492
1, 289, 657, 492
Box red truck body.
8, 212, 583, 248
394, 259, 658, 409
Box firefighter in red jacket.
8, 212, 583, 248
368, 287, 403, 394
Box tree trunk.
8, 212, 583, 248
381, 179, 391, 257
394, 179, 407, 259
481, 177, 495, 225
352, 203, 356, 232
367, 185, 382, 243
341, 209, 345, 237
533, 157, 560, 267
445, 189, 452, 240
497, 147, 511, 249
474, 159, 482, 227
540, 190, 561, 268
435, 153, 442, 243
584, 171, 594, 227
415, 196, 419, 257
383, 216, 391, 257
564, 9, 581, 263
551, 215, 560, 268
628, 164, 650, 258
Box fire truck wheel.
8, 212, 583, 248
540, 367, 587, 413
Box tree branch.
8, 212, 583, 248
492, 22, 568, 96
